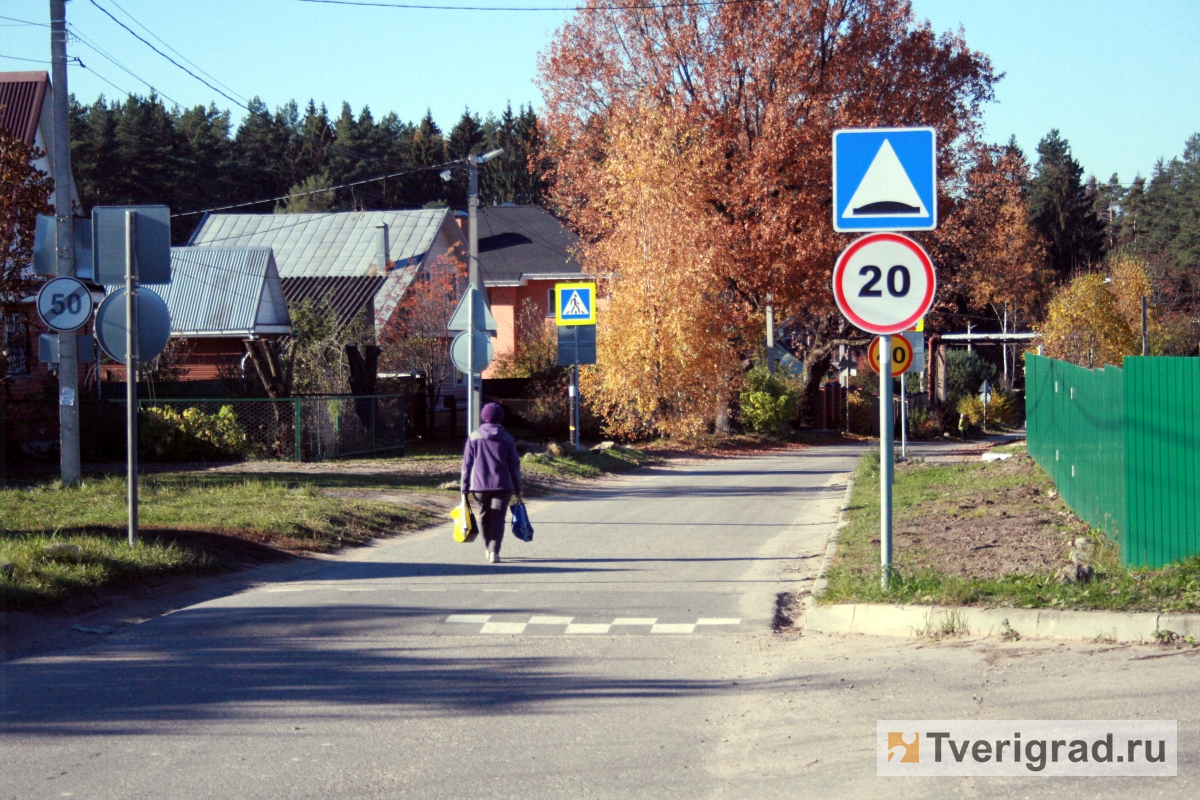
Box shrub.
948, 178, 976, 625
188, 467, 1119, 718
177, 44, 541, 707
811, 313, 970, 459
957, 391, 1018, 430
739, 367, 799, 437
140, 405, 249, 461
847, 390, 877, 435
906, 408, 942, 439
945, 350, 997, 408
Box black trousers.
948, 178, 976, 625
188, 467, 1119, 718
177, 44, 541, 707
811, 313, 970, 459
472, 491, 512, 555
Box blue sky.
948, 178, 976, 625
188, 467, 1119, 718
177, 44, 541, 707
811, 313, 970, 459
3, 0, 1198, 182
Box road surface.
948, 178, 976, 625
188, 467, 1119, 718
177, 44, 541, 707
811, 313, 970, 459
3, 444, 1196, 798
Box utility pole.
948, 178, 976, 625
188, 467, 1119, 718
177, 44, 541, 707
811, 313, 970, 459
50, 0, 81, 487
765, 295, 775, 374
1141, 296, 1149, 357
465, 149, 502, 433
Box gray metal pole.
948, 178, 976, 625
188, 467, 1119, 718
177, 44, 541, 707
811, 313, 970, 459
879, 334, 893, 589
125, 211, 139, 545
765, 297, 775, 374
900, 371, 907, 460
466, 287, 476, 436
571, 326, 580, 448
50, 0, 80, 487
1141, 296, 1149, 357
467, 157, 481, 431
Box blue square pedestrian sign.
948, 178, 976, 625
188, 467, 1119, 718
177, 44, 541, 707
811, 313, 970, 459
555, 282, 596, 326
832, 127, 937, 232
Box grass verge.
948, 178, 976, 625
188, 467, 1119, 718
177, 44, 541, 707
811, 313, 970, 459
821, 452, 1200, 613
1, 473, 436, 611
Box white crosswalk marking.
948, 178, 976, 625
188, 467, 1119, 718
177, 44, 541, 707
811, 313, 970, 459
446, 614, 492, 624
650, 624, 697, 634
528, 616, 574, 625
480, 622, 528, 634
565, 623, 611, 634
611, 618, 657, 626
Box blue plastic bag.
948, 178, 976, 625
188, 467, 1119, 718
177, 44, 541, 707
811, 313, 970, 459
511, 502, 534, 542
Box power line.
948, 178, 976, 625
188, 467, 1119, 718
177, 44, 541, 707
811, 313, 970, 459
105, 0, 250, 106
0, 54, 63, 64
68, 25, 185, 107
87, 0, 250, 110
174, 158, 466, 217
293, 0, 760, 10
75, 60, 131, 97
0, 13, 48, 26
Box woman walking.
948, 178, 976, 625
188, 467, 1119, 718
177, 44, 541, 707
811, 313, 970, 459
461, 403, 523, 563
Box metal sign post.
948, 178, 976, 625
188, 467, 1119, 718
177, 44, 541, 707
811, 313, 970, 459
832, 232, 936, 590
125, 211, 139, 545
879, 334, 894, 587
900, 373, 908, 461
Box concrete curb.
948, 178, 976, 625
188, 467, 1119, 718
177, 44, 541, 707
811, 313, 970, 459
804, 602, 1200, 644
809, 477, 854, 601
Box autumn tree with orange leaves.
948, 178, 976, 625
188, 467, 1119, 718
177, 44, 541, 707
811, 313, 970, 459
539, 0, 1000, 434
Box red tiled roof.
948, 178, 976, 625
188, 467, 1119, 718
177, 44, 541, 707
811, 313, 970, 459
0, 71, 49, 145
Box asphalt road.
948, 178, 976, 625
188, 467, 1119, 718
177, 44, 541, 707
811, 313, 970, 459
4, 443, 1197, 799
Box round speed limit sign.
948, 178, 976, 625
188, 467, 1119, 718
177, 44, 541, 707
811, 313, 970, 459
867, 334, 913, 376
36, 276, 94, 332
832, 232, 935, 334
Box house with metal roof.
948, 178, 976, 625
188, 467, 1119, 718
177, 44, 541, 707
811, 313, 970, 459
101, 247, 292, 383
2, 71, 84, 455
187, 209, 467, 334
461, 205, 588, 375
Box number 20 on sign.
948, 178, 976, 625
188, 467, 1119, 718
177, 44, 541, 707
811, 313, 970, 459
832, 232, 935, 335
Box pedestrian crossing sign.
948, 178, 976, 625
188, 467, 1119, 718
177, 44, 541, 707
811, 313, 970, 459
555, 282, 596, 326
832, 127, 937, 232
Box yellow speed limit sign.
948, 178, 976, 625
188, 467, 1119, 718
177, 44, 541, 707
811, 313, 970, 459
867, 334, 913, 376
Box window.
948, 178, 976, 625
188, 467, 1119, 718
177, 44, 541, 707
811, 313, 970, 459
546, 288, 555, 317
2, 312, 31, 375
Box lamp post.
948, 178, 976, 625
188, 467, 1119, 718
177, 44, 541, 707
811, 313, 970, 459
465, 149, 502, 432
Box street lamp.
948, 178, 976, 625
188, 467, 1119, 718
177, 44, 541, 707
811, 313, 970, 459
465, 149, 502, 430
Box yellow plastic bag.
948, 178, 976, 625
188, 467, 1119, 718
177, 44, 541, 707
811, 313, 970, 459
451, 498, 478, 543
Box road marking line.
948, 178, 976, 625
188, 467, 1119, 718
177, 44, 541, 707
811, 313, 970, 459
528, 616, 574, 625
446, 614, 492, 623
611, 618, 658, 625
651, 624, 696, 634
480, 622, 527, 634
565, 623, 612, 634
482, 589, 518, 592
696, 618, 742, 625
337, 587, 377, 592
410, 588, 447, 592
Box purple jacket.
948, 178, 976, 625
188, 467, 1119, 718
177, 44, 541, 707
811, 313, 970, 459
461, 423, 522, 493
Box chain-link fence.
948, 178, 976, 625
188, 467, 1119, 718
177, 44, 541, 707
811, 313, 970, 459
81, 394, 405, 462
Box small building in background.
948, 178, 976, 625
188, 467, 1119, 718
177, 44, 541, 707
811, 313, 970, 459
460, 205, 589, 377
187, 209, 467, 335
2, 71, 83, 459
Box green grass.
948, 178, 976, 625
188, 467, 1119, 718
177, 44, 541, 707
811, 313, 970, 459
821, 453, 1200, 613
520, 446, 649, 482
1, 473, 437, 610
1, 533, 208, 610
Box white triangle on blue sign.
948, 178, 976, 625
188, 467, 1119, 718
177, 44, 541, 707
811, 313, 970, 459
845, 139, 928, 218
563, 290, 589, 316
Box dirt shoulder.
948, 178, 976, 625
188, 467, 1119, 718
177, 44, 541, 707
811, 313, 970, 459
821, 443, 1200, 613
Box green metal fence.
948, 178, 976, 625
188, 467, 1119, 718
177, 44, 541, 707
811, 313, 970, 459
86, 394, 405, 462
1026, 355, 1200, 567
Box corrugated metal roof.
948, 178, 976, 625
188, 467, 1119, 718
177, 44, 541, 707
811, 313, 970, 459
186, 210, 461, 279
130, 247, 292, 337
0, 71, 49, 145
281, 276, 386, 329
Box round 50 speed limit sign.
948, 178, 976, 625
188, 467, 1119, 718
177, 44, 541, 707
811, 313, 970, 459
832, 232, 935, 334
36, 276, 94, 332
